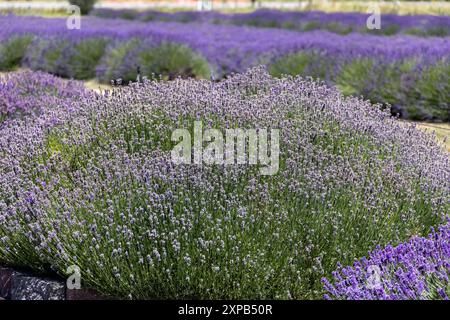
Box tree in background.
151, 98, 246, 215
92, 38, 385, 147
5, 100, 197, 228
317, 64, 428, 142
69, 0, 96, 15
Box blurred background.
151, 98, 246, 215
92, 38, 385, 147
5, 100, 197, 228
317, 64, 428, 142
0, 0, 449, 147
0, 0, 449, 15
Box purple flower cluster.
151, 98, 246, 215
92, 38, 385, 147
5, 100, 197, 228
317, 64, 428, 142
323, 222, 450, 300
0, 68, 448, 298
23, 36, 109, 80
0, 70, 94, 124
91, 9, 450, 37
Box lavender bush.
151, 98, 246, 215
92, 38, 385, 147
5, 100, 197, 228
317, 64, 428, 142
269, 53, 449, 121
0, 70, 94, 124
97, 40, 211, 83
0, 68, 448, 299
23, 37, 109, 80
323, 222, 450, 300
0, 35, 32, 71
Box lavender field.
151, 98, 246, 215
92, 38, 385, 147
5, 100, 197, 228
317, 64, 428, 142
0, 4, 449, 301
1, 13, 449, 121
92, 8, 450, 37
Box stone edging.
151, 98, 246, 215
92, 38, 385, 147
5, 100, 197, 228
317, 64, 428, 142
0, 267, 107, 300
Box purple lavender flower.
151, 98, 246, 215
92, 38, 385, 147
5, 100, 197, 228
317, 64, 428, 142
323, 223, 450, 300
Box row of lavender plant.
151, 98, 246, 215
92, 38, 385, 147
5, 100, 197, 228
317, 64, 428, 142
0, 68, 448, 299
0, 15, 449, 121
91, 9, 450, 37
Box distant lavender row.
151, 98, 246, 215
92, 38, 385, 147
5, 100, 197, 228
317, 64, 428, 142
323, 222, 450, 300
0, 15, 449, 120
1, 15, 448, 76
91, 9, 450, 37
